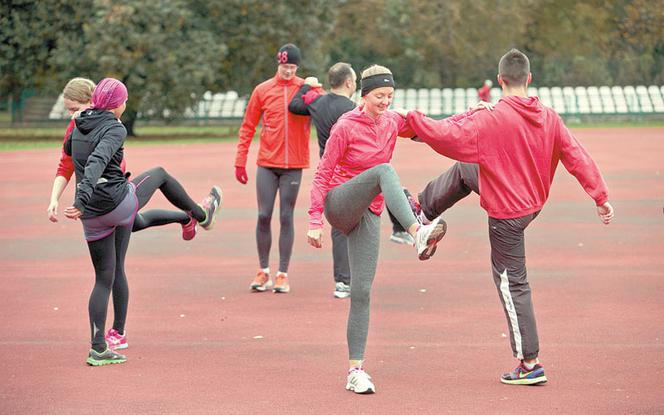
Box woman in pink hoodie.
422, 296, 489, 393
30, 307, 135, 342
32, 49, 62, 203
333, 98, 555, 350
307, 65, 448, 394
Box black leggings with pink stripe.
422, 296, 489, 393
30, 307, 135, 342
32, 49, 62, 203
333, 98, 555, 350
88, 167, 206, 350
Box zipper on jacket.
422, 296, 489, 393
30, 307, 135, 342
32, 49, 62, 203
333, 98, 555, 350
284, 85, 289, 168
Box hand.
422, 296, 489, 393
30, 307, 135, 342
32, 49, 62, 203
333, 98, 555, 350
469, 101, 494, 111
64, 206, 82, 220
597, 202, 614, 225
307, 228, 322, 248
392, 108, 409, 118
47, 200, 59, 222
235, 166, 248, 184
304, 76, 322, 88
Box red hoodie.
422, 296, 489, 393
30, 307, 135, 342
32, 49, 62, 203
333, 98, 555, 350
308, 107, 414, 229
407, 96, 609, 219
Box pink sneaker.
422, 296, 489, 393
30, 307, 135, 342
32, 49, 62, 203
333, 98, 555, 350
182, 215, 197, 241
105, 328, 128, 350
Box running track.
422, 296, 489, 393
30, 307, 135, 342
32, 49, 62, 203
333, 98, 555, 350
1, 127, 662, 414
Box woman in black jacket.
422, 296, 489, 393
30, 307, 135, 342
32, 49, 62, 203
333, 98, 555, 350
64, 78, 222, 365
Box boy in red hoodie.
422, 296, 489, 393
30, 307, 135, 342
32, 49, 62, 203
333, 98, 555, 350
403, 49, 614, 385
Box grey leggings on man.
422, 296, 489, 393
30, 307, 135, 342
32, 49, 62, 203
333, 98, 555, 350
256, 166, 302, 272
324, 163, 417, 360
418, 161, 540, 360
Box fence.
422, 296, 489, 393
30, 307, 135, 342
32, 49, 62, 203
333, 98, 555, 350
34, 84, 664, 122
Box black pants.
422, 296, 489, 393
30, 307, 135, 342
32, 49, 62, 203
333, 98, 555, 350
131, 166, 206, 230
87, 167, 205, 349
418, 162, 540, 359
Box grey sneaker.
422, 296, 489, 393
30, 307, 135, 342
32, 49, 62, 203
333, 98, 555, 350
86, 347, 127, 366
390, 231, 415, 246
415, 216, 447, 260
199, 186, 222, 230
334, 281, 350, 299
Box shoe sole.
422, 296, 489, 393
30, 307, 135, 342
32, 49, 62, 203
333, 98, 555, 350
345, 384, 376, 394
201, 186, 223, 230
418, 219, 447, 260
273, 287, 290, 293
109, 343, 128, 350
250, 281, 273, 292
334, 291, 350, 298
500, 375, 548, 385
86, 357, 127, 366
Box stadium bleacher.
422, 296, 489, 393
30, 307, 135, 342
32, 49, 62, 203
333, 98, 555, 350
47, 85, 664, 121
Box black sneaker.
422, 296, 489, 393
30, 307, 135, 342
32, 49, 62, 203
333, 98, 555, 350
500, 361, 548, 385
86, 347, 127, 366
199, 186, 222, 230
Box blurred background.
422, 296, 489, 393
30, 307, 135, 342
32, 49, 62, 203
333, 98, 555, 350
1, 0, 663, 138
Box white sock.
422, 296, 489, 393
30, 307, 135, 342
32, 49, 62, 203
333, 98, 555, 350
262, 267, 270, 275
278, 271, 287, 277
523, 359, 539, 370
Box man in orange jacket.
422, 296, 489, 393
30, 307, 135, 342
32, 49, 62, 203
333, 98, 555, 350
234, 43, 311, 294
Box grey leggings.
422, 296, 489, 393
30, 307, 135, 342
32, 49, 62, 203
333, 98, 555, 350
256, 166, 302, 272
324, 163, 417, 360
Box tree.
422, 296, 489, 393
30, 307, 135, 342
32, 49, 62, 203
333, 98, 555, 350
52, 0, 226, 135
194, 0, 338, 95
0, 0, 63, 118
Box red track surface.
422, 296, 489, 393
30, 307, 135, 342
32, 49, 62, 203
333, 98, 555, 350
1, 127, 663, 414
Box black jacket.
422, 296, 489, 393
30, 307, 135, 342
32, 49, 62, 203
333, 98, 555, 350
64, 109, 128, 218
289, 85, 356, 157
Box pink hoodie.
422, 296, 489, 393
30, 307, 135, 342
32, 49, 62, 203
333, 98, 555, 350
308, 106, 414, 229
407, 96, 609, 219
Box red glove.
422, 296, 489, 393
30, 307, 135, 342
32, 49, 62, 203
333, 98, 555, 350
235, 166, 248, 184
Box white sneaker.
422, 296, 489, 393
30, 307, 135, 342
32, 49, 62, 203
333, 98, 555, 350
415, 216, 447, 260
346, 368, 376, 394
389, 231, 415, 246
334, 282, 351, 299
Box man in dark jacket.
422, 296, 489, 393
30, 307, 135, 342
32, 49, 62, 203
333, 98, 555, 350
289, 62, 357, 298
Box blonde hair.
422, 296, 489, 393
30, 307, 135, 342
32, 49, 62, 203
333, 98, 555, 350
361, 64, 392, 80
63, 78, 96, 103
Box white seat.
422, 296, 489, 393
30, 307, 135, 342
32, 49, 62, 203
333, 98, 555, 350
575, 86, 590, 114
598, 86, 615, 113
429, 88, 442, 116
648, 85, 664, 112
453, 88, 466, 113
392, 89, 405, 109
49, 94, 67, 119
611, 86, 628, 113
586, 86, 603, 113
442, 88, 453, 115
636, 85, 653, 112
562, 87, 577, 114
528, 87, 538, 97
623, 86, 639, 112
414, 88, 429, 112
538, 86, 552, 107
405, 88, 418, 110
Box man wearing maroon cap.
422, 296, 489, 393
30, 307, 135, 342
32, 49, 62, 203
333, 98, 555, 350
234, 43, 312, 294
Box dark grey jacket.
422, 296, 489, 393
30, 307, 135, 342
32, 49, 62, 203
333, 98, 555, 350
65, 109, 128, 218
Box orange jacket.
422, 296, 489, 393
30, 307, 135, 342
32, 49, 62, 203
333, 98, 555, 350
235, 73, 311, 169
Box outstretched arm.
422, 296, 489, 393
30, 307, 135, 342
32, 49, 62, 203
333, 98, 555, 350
234, 88, 263, 184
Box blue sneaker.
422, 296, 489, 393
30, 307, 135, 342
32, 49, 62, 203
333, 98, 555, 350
500, 361, 547, 385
